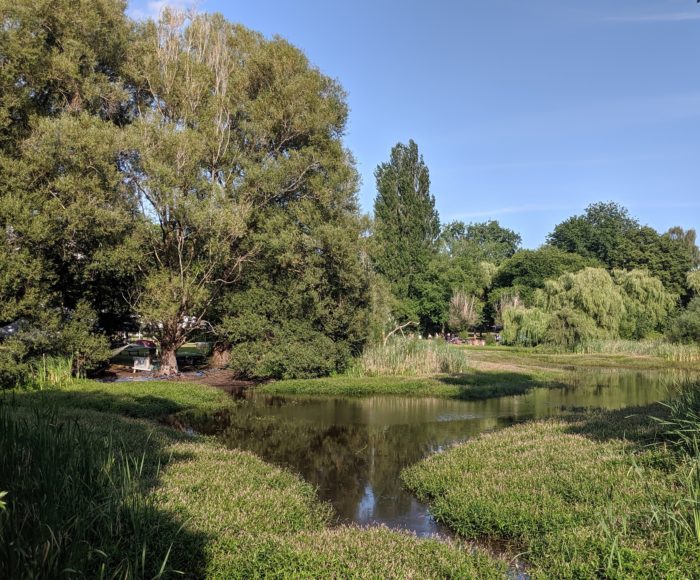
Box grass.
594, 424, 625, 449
260, 368, 566, 399
347, 338, 470, 376
402, 401, 700, 578
1, 380, 507, 578
463, 344, 700, 372
575, 339, 700, 363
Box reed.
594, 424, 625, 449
575, 339, 700, 363
0, 403, 173, 578
348, 338, 469, 377
29, 355, 78, 389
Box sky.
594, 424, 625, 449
127, 0, 700, 248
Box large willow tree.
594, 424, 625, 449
124, 11, 363, 374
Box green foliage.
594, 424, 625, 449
441, 219, 521, 264
228, 322, 347, 380
548, 201, 639, 266
403, 409, 700, 578
512, 268, 679, 348
0, 404, 172, 578
372, 140, 441, 330
548, 203, 696, 296
125, 11, 365, 372
492, 246, 598, 306
501, 306, 551, 346
544, 307, 600, 349
0, 0, 131, 152
539, 268, 626, 335
612, 269, 677, 340
668, 298, 700, 344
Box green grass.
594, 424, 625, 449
8, 378, 236, 419
1, 380, 506, 577
261, 368, 566, 399
464, 345, 700, 372
402, 403, 700, 578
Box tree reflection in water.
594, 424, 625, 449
198, 370, 682, 536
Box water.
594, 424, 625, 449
199, 370, 682, 538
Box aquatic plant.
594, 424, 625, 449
348, 338, 469, 376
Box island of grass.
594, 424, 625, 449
259, 369, 567, 399
0, 379, 506, 578
401, 400, 700, 578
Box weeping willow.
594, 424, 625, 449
612, 269, 677, 339
502, 267, 676, 347
501, 307, 551, 346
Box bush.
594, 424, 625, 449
668, 297, 700, 344
0, 340, 29, 389
228, 323, 348, 380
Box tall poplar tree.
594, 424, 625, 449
372, 140, 440, 327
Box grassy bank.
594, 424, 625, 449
402, 401, 700, 578
260, 368, 566, 399
1, 380, 506, 578
465, 344, 700, 373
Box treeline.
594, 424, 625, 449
0, 2, 698, 385
368, 142, 700, 350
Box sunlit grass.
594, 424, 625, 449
2, 380, 507, 577
403, 404, 700, 578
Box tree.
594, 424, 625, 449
538, 268, 625, 336
491, 247, 598, 306
666, 227, 700, 270
0, 0, 131, 154
124, 11, 362, 374
0, 114, 139, 335
441, 220, 521, 265
372, 140, 440, 328
547, 202, 639, 267
448, 290, 481, 333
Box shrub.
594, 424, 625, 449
228, 323, 347, 380
668, 297, 700, 344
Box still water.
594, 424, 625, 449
201, 371, 683, 537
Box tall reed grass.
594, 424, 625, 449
0, 403, 173, 578
649, 382, 700, 554
347, 338, 469, 377
30, 355, 79, 389
575, 339, 700, 363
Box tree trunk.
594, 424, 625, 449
210, 343, 231, 368
158, 347, 179, 376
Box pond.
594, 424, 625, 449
197, 370, 683, 538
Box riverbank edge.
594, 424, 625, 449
1, 380, 507, 578
259, 348, 696, 399
401, 403, 700, 578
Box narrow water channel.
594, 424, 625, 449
199, 370, 681, 537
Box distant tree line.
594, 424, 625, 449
1, 1, 698, 385
367, 142, 700, 349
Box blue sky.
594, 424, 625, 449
127, 0, 700, 248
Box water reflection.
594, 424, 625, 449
203, 370, 688, 537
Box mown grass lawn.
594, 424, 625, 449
1, 380, 506, 578
402, 405, 700, 578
